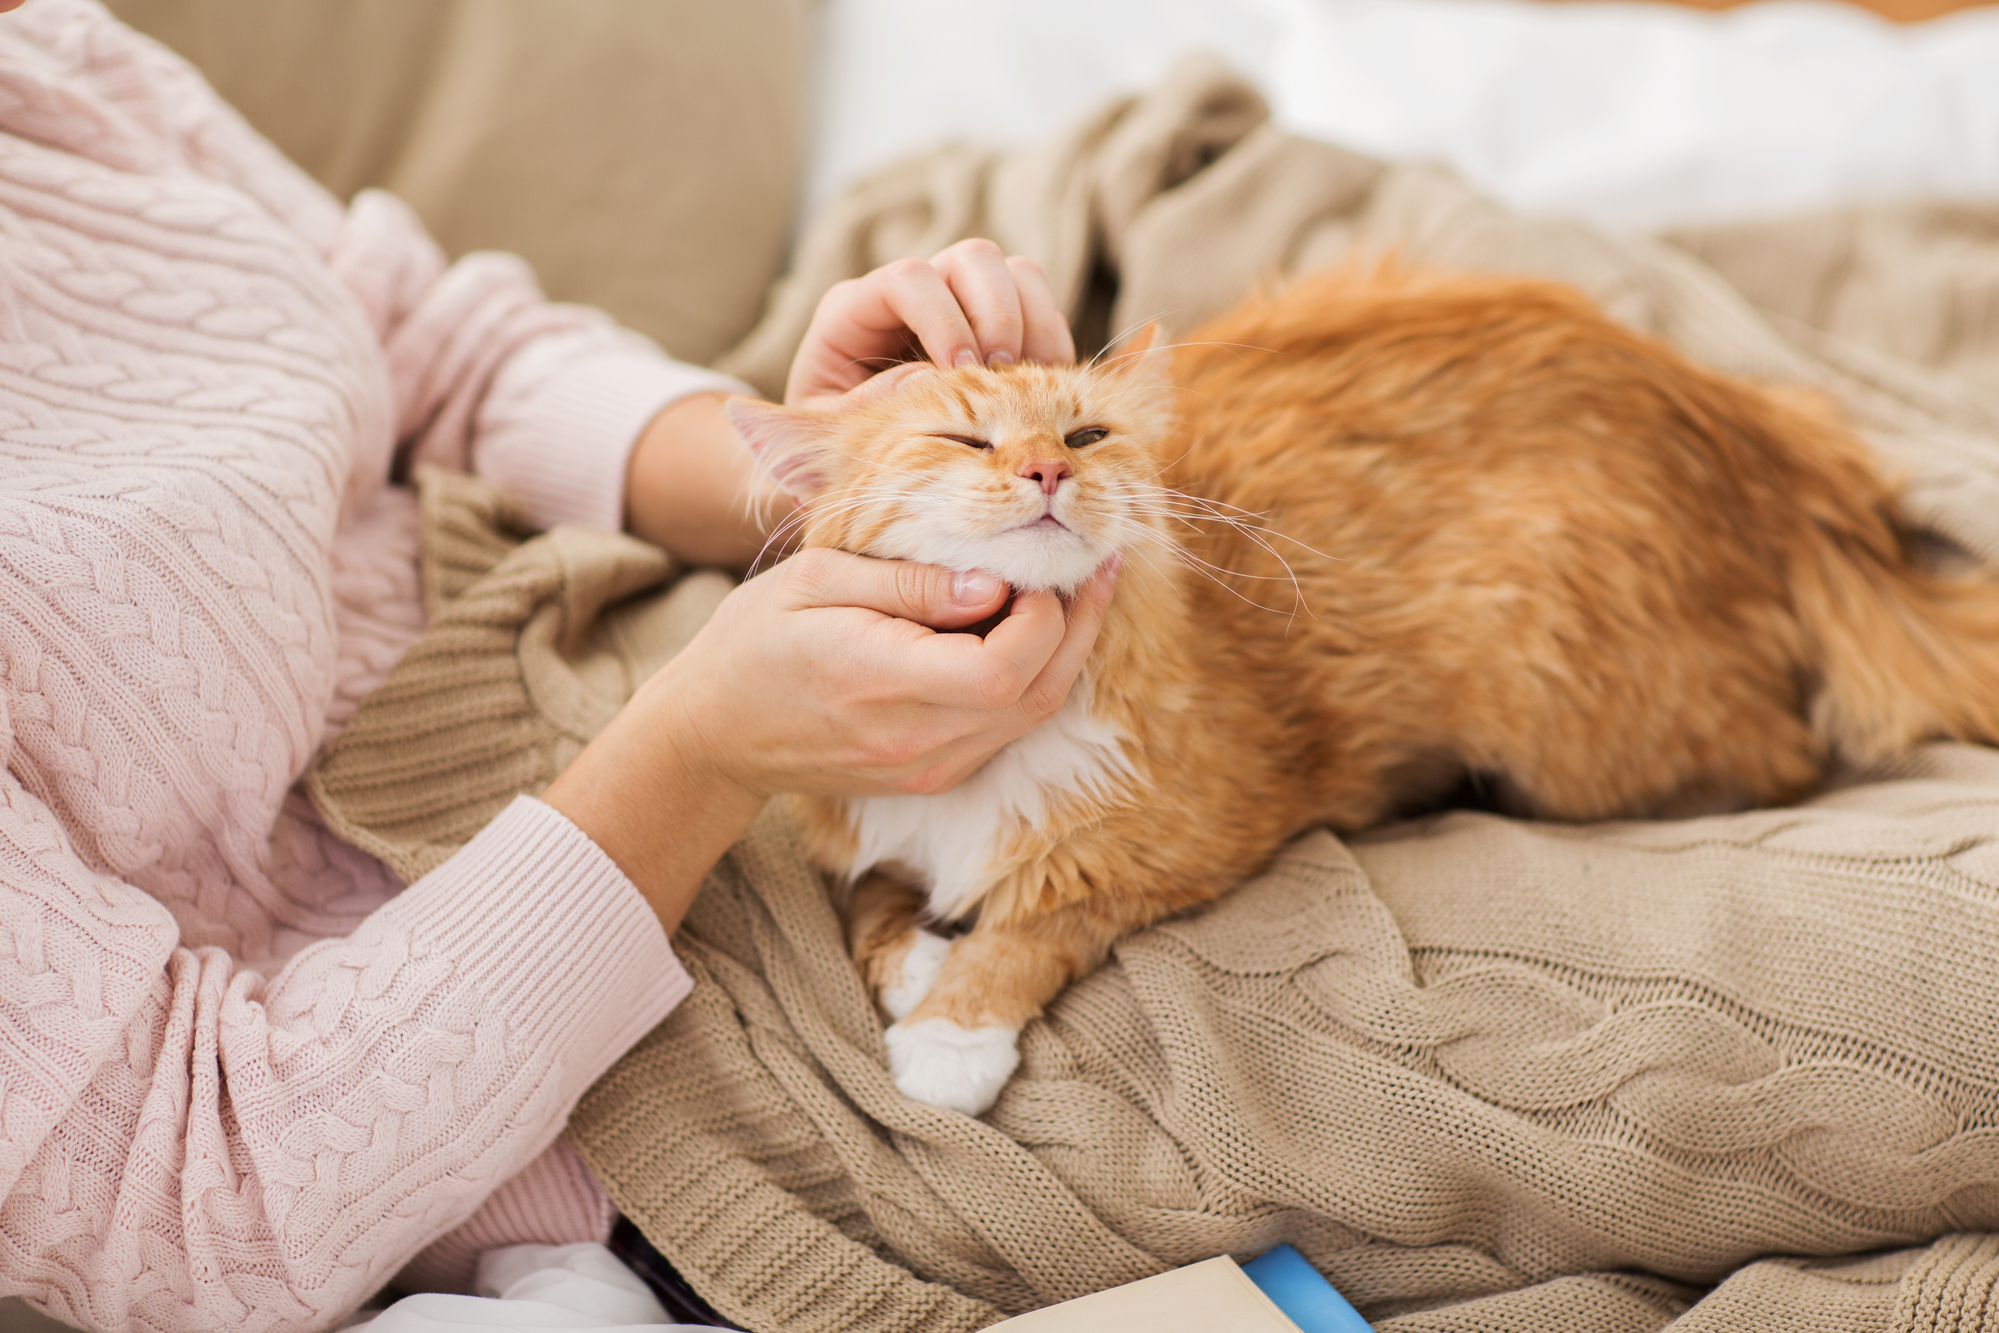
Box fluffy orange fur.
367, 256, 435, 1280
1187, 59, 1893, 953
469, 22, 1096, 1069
728, 266, 1999, 1114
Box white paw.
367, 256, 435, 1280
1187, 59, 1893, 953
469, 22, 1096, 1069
884, 1018, 1020, 1116
880, 929, 953, 1022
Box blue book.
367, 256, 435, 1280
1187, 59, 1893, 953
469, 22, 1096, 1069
985, 1246, 1371, 1331
1242, 1244, 1375, 1333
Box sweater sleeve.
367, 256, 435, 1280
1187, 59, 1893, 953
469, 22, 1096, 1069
41, 0, 750, 536
0, 781, 690, 1333
325, 190, 753, 536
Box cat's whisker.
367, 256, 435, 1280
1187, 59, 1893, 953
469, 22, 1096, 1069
1120, 492, 1270, 523
1119, 495, 1289, 541
1159, 539, 1294, 595
1087, 318, 1187, 371
1120, 505, 1273, 540
748, 515, 822, 578
1127, 529, 1307, 582
1109, 530, 1206, 598
1138, 510, 1320, 574
750, 493, 915, 575
1119, 496, 1273, 531
1088, 336, 1274, 383
1122, 480, 1268, 515
1122, 526, 1300, 617
1122, 483, 1344, 563
731, 462, 793, 540
1102, 338, 1273, 363
1112, 536, 1184, 593
838, 353, 919, 383
750, 497, 839, 562
1116, 498, 1318, 619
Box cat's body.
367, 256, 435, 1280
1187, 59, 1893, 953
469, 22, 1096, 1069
728, 266, 1999, 1115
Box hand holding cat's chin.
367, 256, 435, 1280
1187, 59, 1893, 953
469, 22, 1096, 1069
540, 543, 1114, 934
660, 548, 1121, 799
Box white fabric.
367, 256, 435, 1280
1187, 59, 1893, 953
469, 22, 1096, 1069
808, 0, 1999, 230
348, 1244, 725, 1332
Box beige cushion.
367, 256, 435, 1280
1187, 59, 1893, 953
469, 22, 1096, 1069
107, 0, 810, 366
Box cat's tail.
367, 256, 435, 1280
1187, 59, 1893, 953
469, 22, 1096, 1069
1796, 533, 1999, 766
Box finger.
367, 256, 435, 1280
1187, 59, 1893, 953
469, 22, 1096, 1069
906, 550, 1123, 711
784, 278, 897, 403
908, 584, 1071, 710
794, 359, 930, 416
811, 359, 935, 417
779, 548, 1009, 628
787, 261, 981, 403
842, 360, 930, 406
1006, 255, 1076, 366
1006, 555, 1121, 721
867, 258, 982, 372
898, 730, 1028, 796
872, 558, 1122, 767
932, 239, 1025, 367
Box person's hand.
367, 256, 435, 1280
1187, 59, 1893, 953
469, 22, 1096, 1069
670, 548, 1120, 800
783, 239, 1077, 409
540, 548, 1120, 932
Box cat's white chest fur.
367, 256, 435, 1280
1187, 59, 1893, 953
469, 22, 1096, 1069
838, 678, 1131, 918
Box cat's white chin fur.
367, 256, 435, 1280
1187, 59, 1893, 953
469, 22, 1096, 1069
885, 1018, 1020, 1116
880, 929, 952, 1021
977, 526, 1109, 594
862, 515, 1112, 595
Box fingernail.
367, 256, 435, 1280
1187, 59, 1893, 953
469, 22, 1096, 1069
986, 349, 1015, 368
1107, 551, 1125, 577
952, 569, 1001, 605
953, 348, 980, 369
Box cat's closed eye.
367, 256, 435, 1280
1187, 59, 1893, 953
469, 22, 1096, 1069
937, 434, 993, 451
1065, 428, 1109, 448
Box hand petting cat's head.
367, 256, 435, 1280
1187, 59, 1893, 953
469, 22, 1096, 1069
728, 334, 1174, 593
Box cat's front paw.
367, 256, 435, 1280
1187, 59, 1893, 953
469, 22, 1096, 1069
885, 1018, 1020, 1116
880, 929, 953, 1022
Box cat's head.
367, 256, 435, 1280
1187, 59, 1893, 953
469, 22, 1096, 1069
727, 337, 1175, 593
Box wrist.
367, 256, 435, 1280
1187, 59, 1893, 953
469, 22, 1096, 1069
626, 393, 798, 570
541, 678, 764, 934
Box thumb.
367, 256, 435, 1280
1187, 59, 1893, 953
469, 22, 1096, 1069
781, 548, 1010, 629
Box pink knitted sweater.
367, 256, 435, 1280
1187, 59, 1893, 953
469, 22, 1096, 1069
0, 2, 750, 1327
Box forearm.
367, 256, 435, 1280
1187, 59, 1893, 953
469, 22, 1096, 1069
625, 392, 798, 571
541, 667, 766, 935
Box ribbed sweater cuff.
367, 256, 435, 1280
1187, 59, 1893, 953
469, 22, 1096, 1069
381, 795, 691, 1097
481, 335, 752, 534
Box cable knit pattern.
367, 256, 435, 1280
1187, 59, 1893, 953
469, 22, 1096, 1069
0, 2, 740, 1327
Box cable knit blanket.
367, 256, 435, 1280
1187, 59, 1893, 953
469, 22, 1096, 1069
311, 59, 1999, 1333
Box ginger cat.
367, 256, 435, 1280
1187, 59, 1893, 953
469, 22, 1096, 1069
726, 266, 1999, 1116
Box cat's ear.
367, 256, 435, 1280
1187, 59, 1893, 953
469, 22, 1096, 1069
726, 397, 838, 501
1117, 322, 1162, 355
1095, 319, 1167, 409
1100, 322, 1173, 393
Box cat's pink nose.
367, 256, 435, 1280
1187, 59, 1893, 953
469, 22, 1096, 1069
1020, 458, 1072, 496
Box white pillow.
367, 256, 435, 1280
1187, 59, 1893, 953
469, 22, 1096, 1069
808, 0, 1999, 231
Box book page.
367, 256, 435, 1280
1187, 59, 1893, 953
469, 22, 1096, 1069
992, 1256, 1304, 1332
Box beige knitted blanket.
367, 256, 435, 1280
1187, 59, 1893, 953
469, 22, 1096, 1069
311, 60, 1999, 1333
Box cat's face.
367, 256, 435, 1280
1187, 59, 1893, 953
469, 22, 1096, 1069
730, 347, 1174, 593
